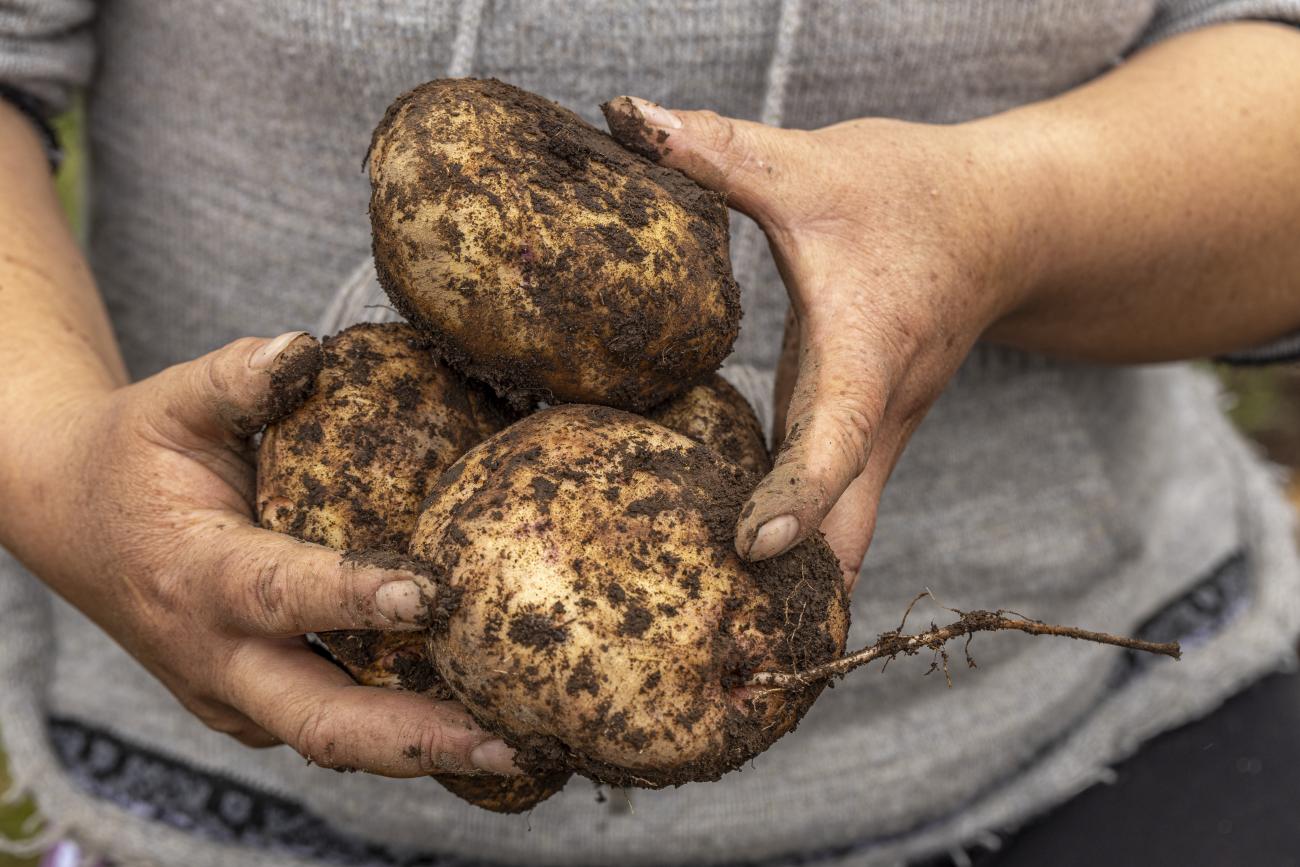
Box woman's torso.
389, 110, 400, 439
41, 2, 1298, 864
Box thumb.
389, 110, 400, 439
601, 96, 793, 221
735, 335, 888, 562
150, 332, 323, 442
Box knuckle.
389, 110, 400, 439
293, 705, 340, 768
198, 355, 231, 401
695, 110, 738, 151
406, 722, 462, 775
837, 399, 879, 446
204, 338, 261, 393
217, 546, 299, 633
191, 339, 263, 434
248, 558, 293, 632
823, 401, 878, 475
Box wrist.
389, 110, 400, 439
0, 384, 113, 547
954, 107, 1083, 342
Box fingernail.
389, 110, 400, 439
471, 739, 520, 775
626, 95, 682, 129
747, 514, 800, 560
374, 580, 425, 626
251, 331, 308, 370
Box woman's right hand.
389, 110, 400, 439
0, 332, 519, 777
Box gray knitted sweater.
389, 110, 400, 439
3, 2, 1300, 866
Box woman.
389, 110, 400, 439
2, 1, 1300, 865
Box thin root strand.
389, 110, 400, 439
747, 602, 1180, 689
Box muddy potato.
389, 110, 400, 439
368, 78, 741, 411
256, 323, 568, 813
412, 405, 848, 788
647, 374, 771, 478
257, 322, 511, 551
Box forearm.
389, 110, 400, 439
0, 100, 125, 522
0, 102, 125, 440
980, 21, 1300, 363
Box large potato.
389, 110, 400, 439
411, 405, 848, 788
368, 78, 741, 411
647, 374, 771, 478
256, 323, 568, 813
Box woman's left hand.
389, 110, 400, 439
605, 27, 1300, 589
605, 97, 1035, 590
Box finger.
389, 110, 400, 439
771, 305, 800, 451
228, 640, 518, 777
735, 322, 893, 562
601, 96, 801, 224
818, 472, 879, 593
179, 693, 282, 747
204, 707, 282, 748
203, 521, 438, 634
232, 728, 283, 749
817, 392, 936, 591
146, 332, 323, 444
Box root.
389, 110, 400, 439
747, 592, 1180, 689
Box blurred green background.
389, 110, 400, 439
2, 106, 1298, 865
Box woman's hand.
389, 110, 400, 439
605, 25, 1300, 589
0, 332, 518, 777
605, 99, 1034, 590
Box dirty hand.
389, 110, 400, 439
0, 333, 517, 776
605, 98, 1032, 590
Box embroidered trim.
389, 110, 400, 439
47, 554, 1249, 867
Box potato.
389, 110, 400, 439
411, 405, 848, 787
367, 78, 741, 411
647, 374, 771, 478
256, 323, 568, 812
257, 323, 510, 551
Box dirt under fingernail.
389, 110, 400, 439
262, 335, 323, 423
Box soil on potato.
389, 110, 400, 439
257, 324, 570, 812
646, 374, 772, 478
369, 78, 740, 410
419, 406, 846, 788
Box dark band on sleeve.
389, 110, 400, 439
1218, 332, 1300, 366
0, 83, 63, 173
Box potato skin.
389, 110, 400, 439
412, 405, 848, 788
256, 323, 566, 813
257, 323, 511, 552
646, 374, 771, 478
256, 323, 496, 699
368, 78, 741, 411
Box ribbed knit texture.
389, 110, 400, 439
3, 2, 1300, 865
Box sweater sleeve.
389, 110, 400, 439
0, 1, 97, 116
1134, 0, 1300, 49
